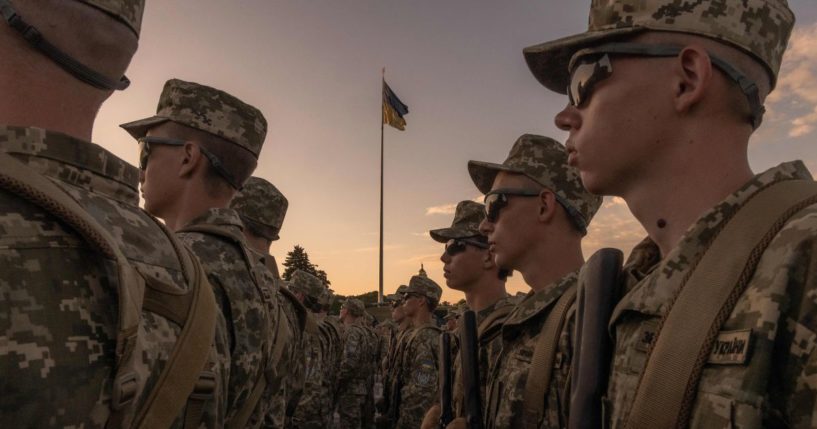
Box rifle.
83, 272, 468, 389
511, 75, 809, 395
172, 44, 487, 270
439, 332, 454, 428
460, 310, 483, 429
569, 248, 623, 429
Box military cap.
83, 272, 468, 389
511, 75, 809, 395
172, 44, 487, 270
403, 275, 443, 303
287, 270, 325, 301
384, 284, 409, 303
319, 288, 334, 309
343, 298, 366, 317
468, 134, 602, 235
74, 0, 145, 36
429, 200, 486, 243
231, 177, 288, 240
523, 0, 795, 92
120, 78, 267, 157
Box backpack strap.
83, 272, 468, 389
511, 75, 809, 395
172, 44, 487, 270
522, 282, 578, 429
625, 179, 817, 428
477, 303, 514, 345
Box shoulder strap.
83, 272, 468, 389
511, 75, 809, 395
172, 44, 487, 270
626, 179, 817, 429
477, 303, 514, 344
522, 282, 578, 429
0, 151, 218, 428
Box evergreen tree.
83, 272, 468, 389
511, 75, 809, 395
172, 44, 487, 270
282, 244, 331, 285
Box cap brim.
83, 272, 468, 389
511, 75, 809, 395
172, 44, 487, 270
523, 27, 645, 93
428, 227, 479, 243
468, 160, 524, 195
119, 116, 171, 140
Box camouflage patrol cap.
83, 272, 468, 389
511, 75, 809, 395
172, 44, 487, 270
523, 0, 795, 93
287, 270, 325, 301
468, 134, 602, 235
231, 177, 288, 241
319, 288, 334, 309
343, 298, 366, 317
120, 79, 267, 158
384, 285, 409, 303
403, 275, 443, 303
429, 200, 486, 243
77, 0, 145, 36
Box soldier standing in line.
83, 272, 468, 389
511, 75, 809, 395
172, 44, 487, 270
336, 298, 374, 428
376, 286, 411, 428
319, 289, 344, 425
0, 1, 226, 427
120, 79, 288, 429
531, 0, 816, 426
287, 270, 334, 429
229, 177, 309, 428
420, 200, 515, 428
455, 134, 601, 428
394, 275, 443, 429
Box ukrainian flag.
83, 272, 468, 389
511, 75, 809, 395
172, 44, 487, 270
383, 81, 409, 131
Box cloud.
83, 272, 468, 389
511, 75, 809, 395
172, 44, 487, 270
767, 22, 817, 138
411, 231, 430, 237
425, 203, 457, 215
582, 196, 645, 258
353, 244, 402, 253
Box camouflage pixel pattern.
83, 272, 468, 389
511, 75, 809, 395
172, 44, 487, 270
288, 269, 326, 302
120, 79, 267, 157
403, 275, 443, 302
429, 200, 486, 243
77, 0, 145, 36
177, 208, 278, 428
524, 0, 796, 93
291, 316, 333, 429
0, 126, 227, 428
605, 161, 817, 428
343, 298, 366, 317
484, 272, 578, 429
469, 134, 602, 234
395, 323, 441, 429
231, 176, 288, 240
336, 322, 375, 428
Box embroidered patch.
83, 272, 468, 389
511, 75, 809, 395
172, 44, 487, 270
634, 321, 658, 353
707, 329, 752, 365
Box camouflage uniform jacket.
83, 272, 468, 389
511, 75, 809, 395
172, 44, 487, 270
606, 161, 817, 428
291, 314, 333, 429
452, 296, 515, 418
178, 208, 278, 428
0, 126, 228, 428
396, 321, 441, 429
485, 272, 578, 429
382, 324, 412, 419
338, 323, 372, 395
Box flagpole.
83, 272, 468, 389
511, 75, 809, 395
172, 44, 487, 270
378, 67, 385, 305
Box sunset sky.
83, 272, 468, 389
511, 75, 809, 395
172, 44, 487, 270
93, 1, 817, 303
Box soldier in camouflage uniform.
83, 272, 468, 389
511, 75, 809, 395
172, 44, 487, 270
0, 1, 227, 427
121, 79, 286, 428
336, 298, 375, 428
319, 289, 344, 423
421, 200, 515, 428
377, 285, 410, 427
531, 0, 815, 427
288, 270, 334, 429
393, 275, 443, 429
229, 177, 308, 428
467, 134, 602, 428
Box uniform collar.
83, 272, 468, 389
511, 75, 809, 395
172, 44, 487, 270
0, 125, 140, 205
184, 207, 245, 232
503, 270, 579, 327
611, 161, 813, 323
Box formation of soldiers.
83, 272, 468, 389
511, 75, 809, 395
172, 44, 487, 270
1, 0, 815, 428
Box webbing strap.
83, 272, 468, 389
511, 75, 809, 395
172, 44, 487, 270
626, 179, 817, 428
226, 372, 267, 429
0, 151, 143, 427
134, 251, 218, 429
522, 283, 577, 429
477, 304, 513, 343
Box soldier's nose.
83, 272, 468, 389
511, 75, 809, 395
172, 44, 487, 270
555, 104, 580, 132
478, 219, 493, 235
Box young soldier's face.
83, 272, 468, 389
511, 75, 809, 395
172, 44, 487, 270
440, 241, 487, 291
139, 127, 186, 218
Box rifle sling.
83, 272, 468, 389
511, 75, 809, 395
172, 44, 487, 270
522, 282, 577, 429
626, 179, 817, 428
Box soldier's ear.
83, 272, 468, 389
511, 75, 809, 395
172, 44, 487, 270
178, 142, 199, 178
482, 249, 495, 270
674, 45, 713, 117
537, 190, 557, 224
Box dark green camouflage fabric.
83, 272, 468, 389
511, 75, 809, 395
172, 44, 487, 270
429, 200, 486, 243
231, 176, 288, 240
77, 0, 145, 36
524, 0, 795, 93
337, 321, 376, 428
121, 79, 267, 157
395, 323, 441, 429
288, 269, 326, 302
343, 298, 366, 317
469, 134, 602, 235
485, 272, 578, 429
265, 279, 306, 429
0, 126, 227, 428
177, 208, 278, 428
403, 275, 443, 302
605, 161, 817, 428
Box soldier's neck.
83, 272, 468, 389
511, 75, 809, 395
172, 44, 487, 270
411, 311, 432, 326
163, 184, 234, 232
518, 238, 584, 292
464, 275, 507, 312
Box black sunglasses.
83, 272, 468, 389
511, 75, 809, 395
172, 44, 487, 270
138, 136, 243, 189
567, 42, 765, 129
445, 238, 489, 257
483, 188, 541, 222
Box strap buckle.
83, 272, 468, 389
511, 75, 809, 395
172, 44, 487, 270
190, 371, 217, 400
111, 371, 140, 410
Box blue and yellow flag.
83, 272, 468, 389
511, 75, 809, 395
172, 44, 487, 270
383, 81, 409, 131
